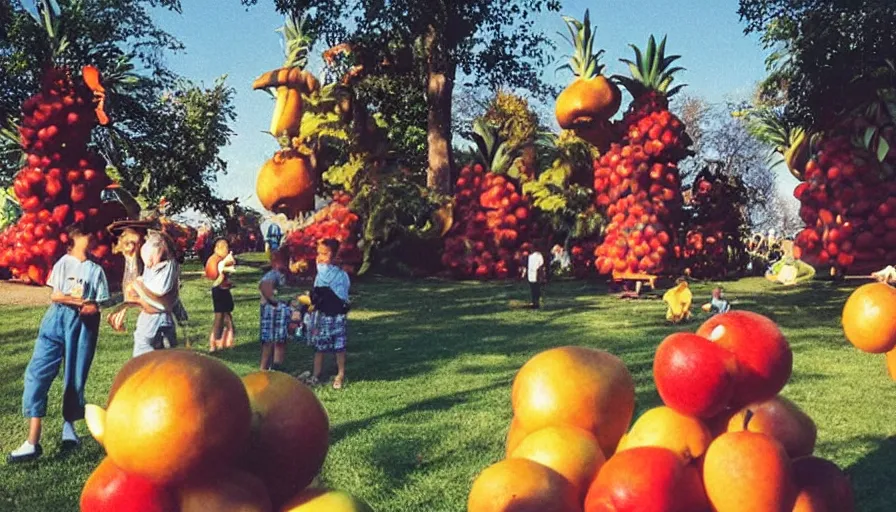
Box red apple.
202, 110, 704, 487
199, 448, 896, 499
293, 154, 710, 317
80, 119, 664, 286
791, 456, 855, 512
80, 457, 176, 512
653, 333, 736, 418
583, 446, 705, 512
696, 311, 792, 408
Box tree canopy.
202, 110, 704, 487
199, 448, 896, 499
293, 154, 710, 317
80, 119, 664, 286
0, 0, 236, 215
738, 0, 896, 128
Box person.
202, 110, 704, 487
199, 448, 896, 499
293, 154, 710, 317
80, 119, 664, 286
265, 217, 283, 255
299, 239, 351, 390
522, 249, 546, 309
129, 232, 180, 357
550, 244, 572, 275
258, 250, 292, 371
8, 225, 109, 463
702, 287, 731, 315
205, 238, 236, 352
663, 278, 693, 324
106, 228, 144, 331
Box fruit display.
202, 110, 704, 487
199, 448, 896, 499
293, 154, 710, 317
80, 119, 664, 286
680, 167, 750, 278
841, 281, 896, 379
254, 16, 323, 217
591, 36, 691, 276
282, 192, 363, 275
469, 311, 854, 511
0, 66, 126, 285
81, 350, 373, 511
159, 217, 197, 261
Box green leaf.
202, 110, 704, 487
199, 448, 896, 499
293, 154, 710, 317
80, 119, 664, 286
863, 126, 877, 149
877, 136, 890, 162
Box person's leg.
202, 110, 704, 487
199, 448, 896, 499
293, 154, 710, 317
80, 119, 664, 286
212, 312, 225, 345
273, 343, 287, 369
334, 351, 346, 386
260, 343, 273, 370
531, 282, 541, 309
61, 313, 99, 447
224, 313, 235, 347
133, 330, 157, 358
312, 352, 324, 380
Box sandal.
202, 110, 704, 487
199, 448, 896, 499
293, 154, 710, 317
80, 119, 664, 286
332, 375, 344, 390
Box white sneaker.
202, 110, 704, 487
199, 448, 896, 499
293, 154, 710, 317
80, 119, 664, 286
7, 440, 42, 463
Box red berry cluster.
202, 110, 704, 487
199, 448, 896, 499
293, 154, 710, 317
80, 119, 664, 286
681, 173, 749, 279
0, 67, 124, 285
442, 164, 539, 279
283, 192, 363, 275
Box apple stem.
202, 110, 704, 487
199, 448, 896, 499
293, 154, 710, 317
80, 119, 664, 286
743, 409, 754, 430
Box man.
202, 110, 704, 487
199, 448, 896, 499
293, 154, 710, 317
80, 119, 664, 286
523, 249, 546, 309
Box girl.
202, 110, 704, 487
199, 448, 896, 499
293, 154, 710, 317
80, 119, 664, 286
8, 225, 109, 463
302, 239, 351, 389
258, 250, 291, 371
205, 238, 236, 351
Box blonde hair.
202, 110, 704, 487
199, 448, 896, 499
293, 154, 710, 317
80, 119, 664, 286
113, 228, 143, 255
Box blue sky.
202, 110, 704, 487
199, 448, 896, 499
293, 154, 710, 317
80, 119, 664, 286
148, 0, 793, 212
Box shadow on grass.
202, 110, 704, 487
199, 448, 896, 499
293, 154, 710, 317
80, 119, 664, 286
847, 436, 896, 512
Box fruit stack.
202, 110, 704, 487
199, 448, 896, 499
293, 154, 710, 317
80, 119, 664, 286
793, 134, 896, 274
441, 164, 538, 279
468, 311, 855, 511
842, 281, 896, 380
282, 192, 363, 275
591, 37, 691, 276
81, 350, 373, 512
681, 170, 749, 278
0, 66, 125, 285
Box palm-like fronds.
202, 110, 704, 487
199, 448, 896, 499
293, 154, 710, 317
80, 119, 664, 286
470, 118, 519, 174
279, 13, 313, 69
556, 10, 605, 79
614, 35, 687, 99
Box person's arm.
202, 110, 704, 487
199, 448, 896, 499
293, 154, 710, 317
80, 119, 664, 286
259, 278, 279, 305
50, 290, 85, 307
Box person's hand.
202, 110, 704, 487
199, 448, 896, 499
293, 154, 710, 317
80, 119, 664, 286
80, 302, 99, 316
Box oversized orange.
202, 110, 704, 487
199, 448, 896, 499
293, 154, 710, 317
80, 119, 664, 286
841, 282, 896, 353
703, 431, 796, 512
101, 350, 252, 483
615, 406, 712, 462
178, 468, 272, 512
504, 417, 529, 457
257, 149, 316, 215
511, 346, 635, 456
241, 371, 329, 507
726, 396, 817, 459
468, 458, 579, 512
509, 425, 606, 500
791, 456, 855, 512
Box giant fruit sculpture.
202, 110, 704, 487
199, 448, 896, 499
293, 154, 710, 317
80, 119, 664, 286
442, 121, 539, 279
254, 15, 321, 216
0, 66, 125, 285
592, 35, 691, 275
283, 191, 363, 275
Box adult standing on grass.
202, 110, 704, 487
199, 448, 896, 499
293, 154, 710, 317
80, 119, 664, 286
8, 225, 109, 463
522, 249, 546, 309
300, 238, 351, 390
129, 232, 181, 357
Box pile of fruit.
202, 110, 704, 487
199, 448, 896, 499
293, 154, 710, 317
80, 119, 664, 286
282, 192, 363, 275
81, 350, 373, 512
590, 37, 690, 276
442, 164, 538, 279
0, 66, 125, 285
792, 134, 896, 273
468, 311, 855, 511
842, 281, 896, 379
680, 169, 749, 278
159, 218, 197, 261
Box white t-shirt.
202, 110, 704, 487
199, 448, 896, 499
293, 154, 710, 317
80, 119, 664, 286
526, 251, 544, 283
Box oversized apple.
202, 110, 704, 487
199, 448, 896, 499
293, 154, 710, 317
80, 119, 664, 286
696, 311, 793, 408
653, 333, 736, 418
80, 457, 176, 512
726, 395, 817, 459
791, 456, 855, 512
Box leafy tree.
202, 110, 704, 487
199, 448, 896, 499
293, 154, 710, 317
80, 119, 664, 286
738, 0, 896, 128
0, 0, 236, 215
241, 0, 562, 194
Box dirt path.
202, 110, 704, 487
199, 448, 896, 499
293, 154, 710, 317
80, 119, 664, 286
0, 280, 50, 307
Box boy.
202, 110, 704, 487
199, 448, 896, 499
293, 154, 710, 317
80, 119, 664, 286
522, 249, 546, 309
258, 250, 291, 371
9, 225, 109, 463
702, 287, 731, 315
130, 232, 180, 357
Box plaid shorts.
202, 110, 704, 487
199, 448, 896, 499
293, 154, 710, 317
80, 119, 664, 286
308, 312, 347, 353
259, 302, 291, 344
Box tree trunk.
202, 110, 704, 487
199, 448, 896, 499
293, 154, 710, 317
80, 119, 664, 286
425, 26, 455, 194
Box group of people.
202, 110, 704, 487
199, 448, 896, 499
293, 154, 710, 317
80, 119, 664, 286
8, 221, 351, 464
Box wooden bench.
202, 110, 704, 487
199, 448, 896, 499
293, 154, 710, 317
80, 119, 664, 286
611, 271, 659, 297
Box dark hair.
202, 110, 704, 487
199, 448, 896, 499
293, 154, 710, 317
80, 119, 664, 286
319, 238, 340, 256
270, 249, 288, 267
64, 224, 91, 249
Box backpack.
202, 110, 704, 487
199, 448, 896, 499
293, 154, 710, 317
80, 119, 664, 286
311, 286, 349, 316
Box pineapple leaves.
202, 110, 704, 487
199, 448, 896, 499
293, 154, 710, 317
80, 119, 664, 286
618, 34, 684, 98
557, 10, 605, 79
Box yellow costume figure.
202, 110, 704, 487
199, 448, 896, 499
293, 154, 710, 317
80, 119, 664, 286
663, 279, 692, 324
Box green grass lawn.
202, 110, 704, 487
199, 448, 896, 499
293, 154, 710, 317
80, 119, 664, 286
1, 255, 894, 511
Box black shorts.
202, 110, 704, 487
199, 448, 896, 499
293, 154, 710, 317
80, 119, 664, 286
212, 287, 234, 313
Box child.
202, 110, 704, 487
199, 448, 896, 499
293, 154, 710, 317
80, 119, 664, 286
205, 238, 236, 351
702, 287, 731, 315
8, 225, 109, 463
258, 250, 291, 371
663, 277, 693, 324
301, 239, 351, 389
129, 232, 180, 357
522, 249, 546, 309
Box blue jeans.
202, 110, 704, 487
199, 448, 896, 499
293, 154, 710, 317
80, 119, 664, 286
22, 304, 99, 421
